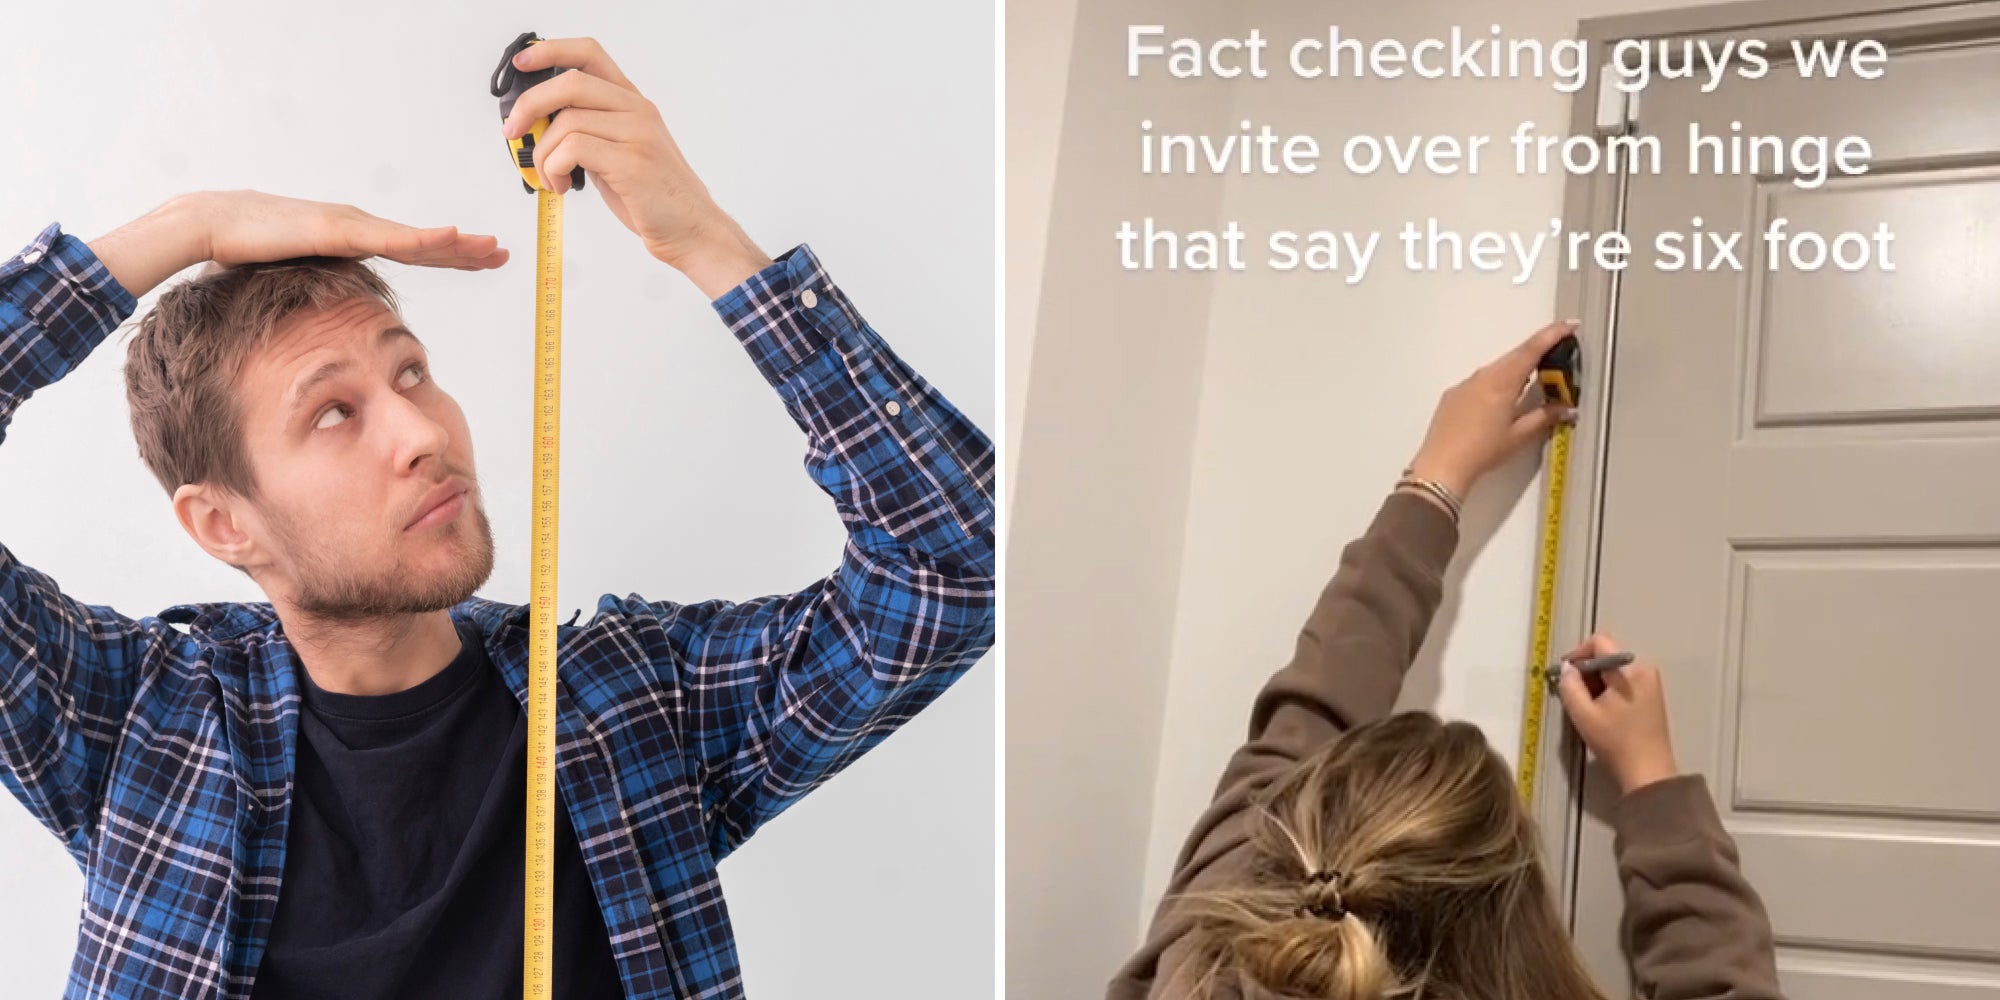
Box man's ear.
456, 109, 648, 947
173, 482, 258, 567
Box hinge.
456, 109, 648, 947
1593, 63, 1640, 137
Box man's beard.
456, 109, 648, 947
272, 492, 497, 623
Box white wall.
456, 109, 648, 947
0, 3, 992, 997
1004, 0, 1082, 513
1002, 0, 1238, 996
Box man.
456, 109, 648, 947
0, 36, 993, 1000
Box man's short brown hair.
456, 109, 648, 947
123, 258, 402, 499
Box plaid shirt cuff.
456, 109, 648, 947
4, 222, 139, 313
0, 224, 140, 428
709, 241, 995, 556
709, 244, 857, 386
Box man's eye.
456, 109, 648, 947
314, 405, 350, 431
399, 363, 427, 389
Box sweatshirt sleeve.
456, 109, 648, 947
1108, 490, 1458, 997
1615, 774, 1788, 999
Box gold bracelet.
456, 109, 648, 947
1396, 469, 1463, 523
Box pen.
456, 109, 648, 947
1544, 651, 1636, 688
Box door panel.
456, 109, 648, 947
1734, 831, 2000, 955
1757, 170, 2000, 423
1731, 551, 2000, 818
1780, 967, 2000, 1000
1570, 28, 2000, 996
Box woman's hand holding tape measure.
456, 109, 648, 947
1555, 632, 1680, 794
1404, 320, 1582, 503
499, 36, 773, 299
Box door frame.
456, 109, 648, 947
1532, 0, 2000, 938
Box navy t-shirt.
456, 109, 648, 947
250, 619, 623, 998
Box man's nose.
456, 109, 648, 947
386, 394, 451, 471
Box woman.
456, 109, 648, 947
1107, 322, 1784, 1000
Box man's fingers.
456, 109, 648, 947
372, 226, 481, 261
418, 236, 504, 266
446, 247, 510, 270
392, 245, 510, 270
413, 237, 506, 268
429, 247, 509, 270
539, 132, 624, 193
383, 225, 459, 254
502, 69, 643, 139
513, 36, 635, 91
362, 226, 508, 270
531, 108, 639, 181
340, 221, 442, 254
400, 229, 498, 255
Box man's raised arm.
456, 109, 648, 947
493, 36, 996, 853
0, 214, 165, 863
609, 240, 995, 857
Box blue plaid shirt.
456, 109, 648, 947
0, 223, 995, 999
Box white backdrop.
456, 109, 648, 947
0, 2, 994, 996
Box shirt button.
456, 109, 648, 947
885, 400, 903, 417
21, 250, 41, 265
800, 288, 819, 309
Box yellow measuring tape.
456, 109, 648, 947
523, 187, 562, 998
493, 30, 582, 998
1515, 421, 1572, 802
1516, 336, 1581, 803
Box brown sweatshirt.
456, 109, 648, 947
1106, 491, 1786, 1000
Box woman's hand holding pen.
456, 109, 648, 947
1556, 632, 1680, 794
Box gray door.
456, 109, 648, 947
1569, 19, 2000, 999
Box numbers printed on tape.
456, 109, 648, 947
1516, 420, 1572, 802
523, 187, 563, 999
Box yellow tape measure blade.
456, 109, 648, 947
524, 188, 563, 998
1517, 420, 1572, 803
1517, 330, 1584, 804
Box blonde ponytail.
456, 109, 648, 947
1176, 712, 1609, 1000
1226, 909, 1393, 1000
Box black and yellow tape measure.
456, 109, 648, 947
493, 31, 587, 196
1517, 332, 1581, 803
491, 30, 574, 999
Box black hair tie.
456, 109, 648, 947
1297, 870, 1348, 921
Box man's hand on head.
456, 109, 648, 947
89, 192, 508, 300
193, 191, 511, 272
501, 37, 775, 299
